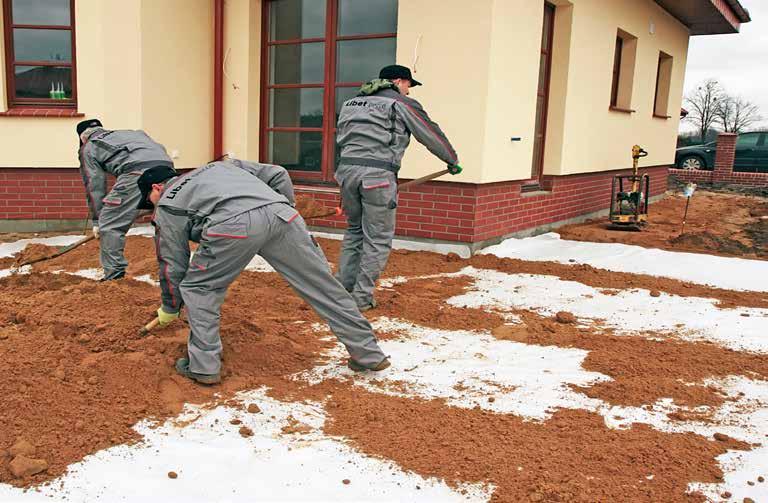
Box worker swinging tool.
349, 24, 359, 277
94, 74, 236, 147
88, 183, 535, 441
608, 145, 650, 231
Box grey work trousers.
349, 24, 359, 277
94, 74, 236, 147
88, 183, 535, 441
98, 170, 146, 279
334, 165, 397, 308
180, 203, 388, 375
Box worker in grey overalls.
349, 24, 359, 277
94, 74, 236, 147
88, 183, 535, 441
335, 65, 461, 311
137, 159, 390, 384
77, 119, 174, 281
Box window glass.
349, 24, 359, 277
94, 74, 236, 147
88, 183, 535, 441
270, 43, 325, 84
14, 65, 72, 99
269, 0, 326, 40
269, 131, 324, 171
337, 0, 397, 36
12, 0, 70, 25
13, 29, 72, 62
269, 88, 324, 128
737, 134, 760, 148
336, 38, 396, 83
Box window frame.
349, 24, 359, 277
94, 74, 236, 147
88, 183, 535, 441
608, 29, 637, 113
653, 51, 673, 118
260, 0, 397, 184
610, 36, 622, 108
2, 0, 78, 109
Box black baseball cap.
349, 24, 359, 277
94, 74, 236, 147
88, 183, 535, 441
137, 166, 178, 210
379, 65, 422, 86
76, 119, 102, 137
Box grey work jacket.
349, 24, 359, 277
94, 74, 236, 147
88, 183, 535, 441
152, 159, 295, 312
336, 82, 459, 173
78, 128, 173, 218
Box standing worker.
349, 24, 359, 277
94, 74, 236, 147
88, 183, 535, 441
137, 159, 390, 385
335, 65, 461, 311
77, 119, 175, 281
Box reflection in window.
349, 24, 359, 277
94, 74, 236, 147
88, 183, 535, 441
269, 0, 326, 40
338, 0, 397, 36
5, 0, 76, 106
11, 0, 70, 25
270, 43, 325, 84
14, 66, 72, 99
270, 88, 324, 128
269, 132, 324, 172
336, 38, 397, 83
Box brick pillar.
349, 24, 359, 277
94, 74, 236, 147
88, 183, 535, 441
713, 132, 737, 182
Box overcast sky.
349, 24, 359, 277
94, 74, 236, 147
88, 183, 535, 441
682, 1, 768, 130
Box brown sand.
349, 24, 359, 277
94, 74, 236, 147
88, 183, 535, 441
295, 195, 337, 220
558, 191, 767, 259
323, 386, 739, 503
0, 230, 766, 499
492, 310, 768, 408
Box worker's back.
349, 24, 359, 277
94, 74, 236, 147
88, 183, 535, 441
156, 160, 289, 228
83, 128, 172, 176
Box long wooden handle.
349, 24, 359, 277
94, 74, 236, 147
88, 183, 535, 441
139, 317, 160, 336
397, 169, 451, 192
18, 234, 96, 267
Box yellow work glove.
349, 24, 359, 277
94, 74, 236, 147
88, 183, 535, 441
157, 307, 179, 327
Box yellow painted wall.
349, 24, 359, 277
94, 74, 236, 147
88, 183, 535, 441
0, 0, 213, 169
543, 0, 690, 178
140, 0, 213, 169
396, 0, 493, 183
220, 0, 263, 162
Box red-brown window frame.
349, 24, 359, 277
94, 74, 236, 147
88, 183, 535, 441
610, 36, 623, 108
260, 0, 397, 184
526, 1, 555, 187
2, 0, 78, 109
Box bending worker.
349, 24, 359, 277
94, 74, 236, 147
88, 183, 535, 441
335, 64, 461, 311
136, 159, 390, 385
77, 119, 175, 281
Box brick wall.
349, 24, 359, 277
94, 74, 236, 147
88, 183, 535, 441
2, 165, 669, 242
669, 132, 768, 188
0, 168, 88, 220
301, 165, 669, 243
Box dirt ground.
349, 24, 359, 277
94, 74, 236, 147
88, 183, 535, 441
0, 233, 766, 501
557, 191, 768, 259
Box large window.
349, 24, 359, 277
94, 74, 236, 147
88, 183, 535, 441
261, 0, 398, 182
2, 0, 77, 108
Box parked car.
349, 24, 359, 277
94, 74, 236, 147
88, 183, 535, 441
675, 131, 768, 173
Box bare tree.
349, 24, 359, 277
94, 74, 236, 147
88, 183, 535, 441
716, 95, 762, 133
684, 79, 724, 142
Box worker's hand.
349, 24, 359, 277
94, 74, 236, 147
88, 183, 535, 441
92, 226, 100, 239
447, 164, 463, 175
157, 307, 179, 327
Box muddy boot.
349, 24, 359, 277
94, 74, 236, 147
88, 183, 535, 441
358, 298, 377, 313
99, 271, 125, 282
175, 358, 221, 385
348, 357, 391, 372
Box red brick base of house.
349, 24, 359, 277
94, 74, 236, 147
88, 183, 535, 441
300, 165, 669, 245
0, 165, 669, 243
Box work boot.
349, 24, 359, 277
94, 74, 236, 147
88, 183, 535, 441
358, 298, 377, 313
348, 357, 391, 372
99, 271, 125, 282
175, 358, 221, 385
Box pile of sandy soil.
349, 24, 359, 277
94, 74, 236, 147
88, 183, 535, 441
0, 234, 765, 500
557, 191, 767, 259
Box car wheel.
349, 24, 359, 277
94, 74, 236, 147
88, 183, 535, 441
678, 155, 706, 170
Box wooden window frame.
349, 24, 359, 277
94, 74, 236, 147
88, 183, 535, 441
525, 1, 556, 188
2, 0, 78, 109
652, 51, 673, 119
610, 36, 623, 108
260, 0, 397, 184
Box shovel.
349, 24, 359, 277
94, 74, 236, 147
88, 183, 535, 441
13, 233, 96, 270
308, 165, 463, 218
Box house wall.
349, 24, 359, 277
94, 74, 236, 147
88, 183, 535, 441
0, 0, 213, 170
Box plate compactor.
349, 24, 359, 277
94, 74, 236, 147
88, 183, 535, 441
608, 145, 650, 231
